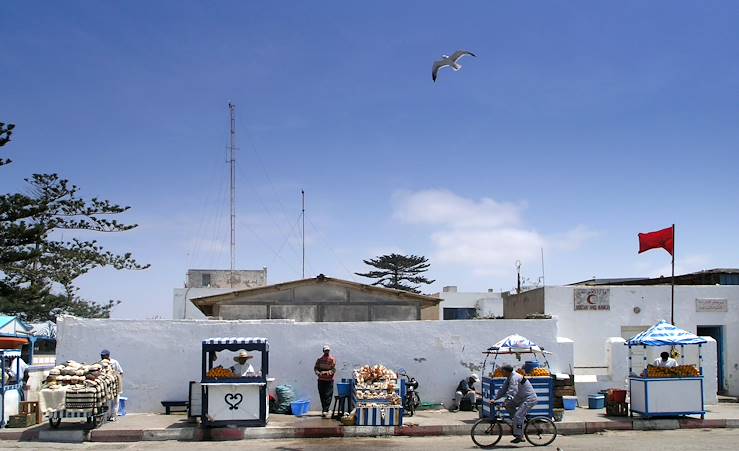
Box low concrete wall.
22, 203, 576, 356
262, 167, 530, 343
56, 317, 574, 413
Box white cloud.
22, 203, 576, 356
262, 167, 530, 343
393, 189, 595, 276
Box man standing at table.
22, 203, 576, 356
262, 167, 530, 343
100, 349, 124, 421
653, 351, 678, 368
314, 345, 336, 417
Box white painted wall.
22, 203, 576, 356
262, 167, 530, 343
172, 288, 235, 319
434, 291, 504, 318
56, 317, 573, 413
544, 285, 737, 396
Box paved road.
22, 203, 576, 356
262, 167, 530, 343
0, 429, 737, 450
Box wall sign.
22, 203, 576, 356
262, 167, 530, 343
574, 288, 610, 311
695, 298, 728, 313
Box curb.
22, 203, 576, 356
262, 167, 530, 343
5, 417, 739, 442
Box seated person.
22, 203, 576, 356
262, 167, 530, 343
229, 351, 256, 377
653, 351, 677, 368
451, 373, 480, 411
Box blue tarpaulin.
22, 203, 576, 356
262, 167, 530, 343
625, 320, 707, 346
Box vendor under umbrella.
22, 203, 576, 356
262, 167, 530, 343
230, 350, 256, 377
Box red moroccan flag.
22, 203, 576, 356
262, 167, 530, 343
638, 226, 674, 256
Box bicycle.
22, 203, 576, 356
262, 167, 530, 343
470, 401, 557, 448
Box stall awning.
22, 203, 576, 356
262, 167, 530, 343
487, 334, 549, 354
625, 320, 707, 346
203, 337, 268, 345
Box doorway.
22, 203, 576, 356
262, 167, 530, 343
697, 325, 725, 394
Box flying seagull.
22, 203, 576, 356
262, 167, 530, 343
432, 50, 476, 82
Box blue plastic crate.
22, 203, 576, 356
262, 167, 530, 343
291, 399, 310, 416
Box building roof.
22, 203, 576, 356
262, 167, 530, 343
569, 268, 739, 287
191, 275, 442, 308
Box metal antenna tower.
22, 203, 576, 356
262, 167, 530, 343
301, 189, 305, 279
228, 102, 236, 287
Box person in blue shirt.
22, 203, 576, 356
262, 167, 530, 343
451, 373, 480, 411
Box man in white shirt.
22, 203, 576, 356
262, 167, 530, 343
101, 349, 124, 421
229, 351, 256, 377
653, 351, 678, 368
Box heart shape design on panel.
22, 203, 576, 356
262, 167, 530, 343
224, 393, 243, 410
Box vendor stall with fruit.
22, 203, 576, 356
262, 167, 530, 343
200, 337, 270, 427
481, 334, 554, 420
626, 321, 706, 419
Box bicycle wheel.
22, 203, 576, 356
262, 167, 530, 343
524, 417, 557, 446
470, 418, 503, 448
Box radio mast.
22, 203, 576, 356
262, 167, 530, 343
228, 102, 236, 287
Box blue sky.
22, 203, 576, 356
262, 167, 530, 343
2, 1, 738, 318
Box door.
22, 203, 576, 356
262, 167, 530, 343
697, 326, 725, 393
621, 326, 651, 374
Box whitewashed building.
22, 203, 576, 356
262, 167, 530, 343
504, 269, 739, 397
432, 286, 504, 320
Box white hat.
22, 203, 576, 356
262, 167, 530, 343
322, 344, 331, 352
470, 373, 480, 382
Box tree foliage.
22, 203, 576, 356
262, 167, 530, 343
0, 122, 148, 321
355, 253, 435, 293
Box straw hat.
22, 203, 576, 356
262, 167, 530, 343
233, 350, 254, 362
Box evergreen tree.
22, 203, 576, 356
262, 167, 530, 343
0, 123, 148, 321
355, 253, 435, 293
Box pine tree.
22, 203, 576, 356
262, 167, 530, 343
355, 253, 435, 293
0, 122, 149, 321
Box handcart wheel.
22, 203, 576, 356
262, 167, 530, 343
49, 418, 62, 428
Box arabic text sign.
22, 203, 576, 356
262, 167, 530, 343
695, 298, 728, 313
574, 288, 610, 311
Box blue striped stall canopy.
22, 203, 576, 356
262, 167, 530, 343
0, 349, 21, 357
486, 334, 550, 354
625, 321, 707, 346
202, 337, 269, 345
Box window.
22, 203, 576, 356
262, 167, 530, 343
443, 308, 477, 320
201, 273, 212, 287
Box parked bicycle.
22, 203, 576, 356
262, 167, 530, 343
398, 371, 420, 416
470, 401, 557, 448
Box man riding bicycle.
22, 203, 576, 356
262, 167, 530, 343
493, 364, 538, 444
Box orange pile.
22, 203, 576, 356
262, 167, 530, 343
207, 367, 236, 379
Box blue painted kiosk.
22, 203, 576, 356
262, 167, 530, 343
481, 334, 554, 420
0, 349, 24, 428
626, 321, 706, 419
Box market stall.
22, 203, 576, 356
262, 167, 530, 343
481, 334, 554, 420
626, 320, 706, 419
352, 364, 404, 426
38, 360, 120, 428
0, 348, 24, 427
200, 337, 269, 427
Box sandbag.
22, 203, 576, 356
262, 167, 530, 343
275, 384, 295, 414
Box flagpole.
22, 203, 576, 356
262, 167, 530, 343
671, 224, 675, 325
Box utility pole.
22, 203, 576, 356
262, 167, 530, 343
228, 102, 236, 288
301, 189, 305, 279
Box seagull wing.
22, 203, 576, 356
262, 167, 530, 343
432, 59, 450, 82
450, 50, 476, 63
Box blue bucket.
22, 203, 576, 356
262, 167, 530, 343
562, 396, 578, 410
336, 382, 351, 397
588, 395, 605, 409
291, 399, 310, 416
118, 396, 128, 416
522, 361, 540, 374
